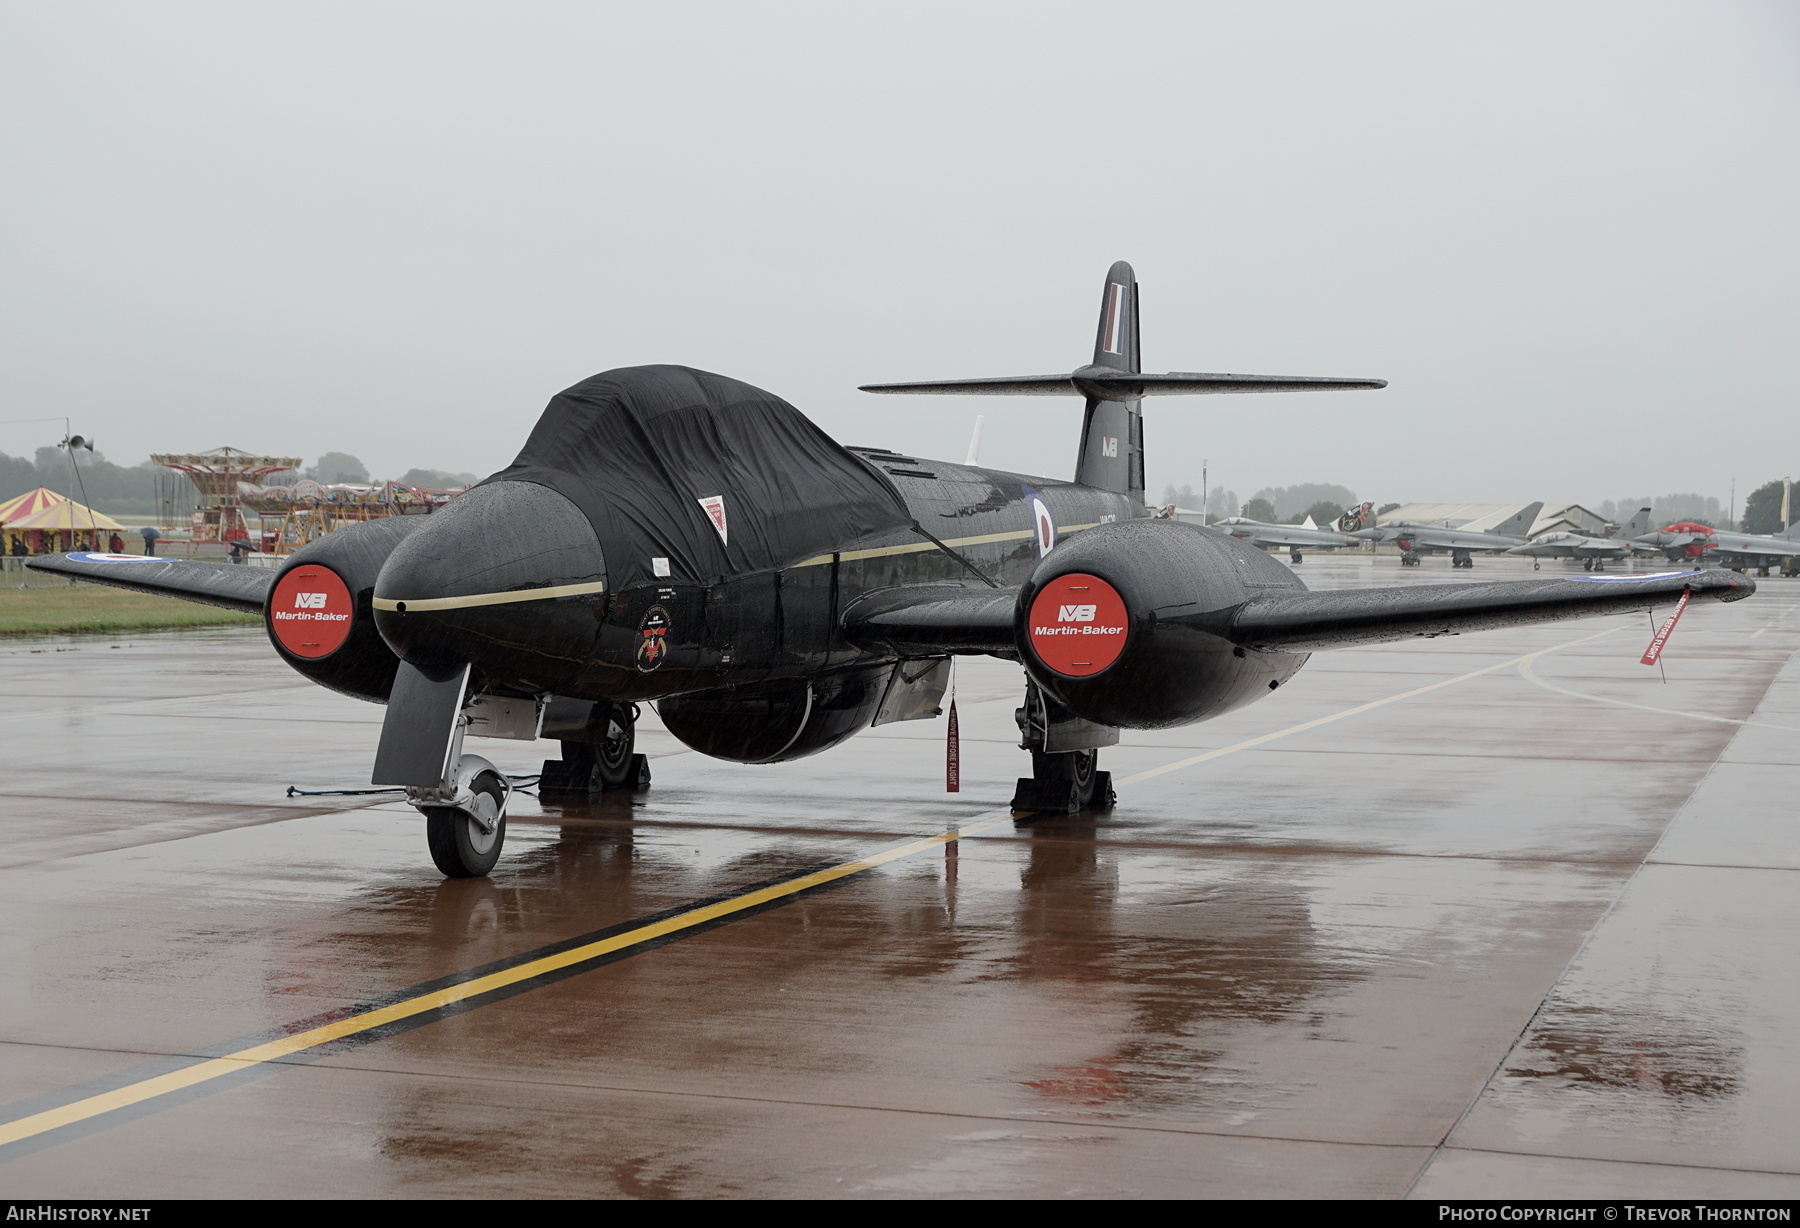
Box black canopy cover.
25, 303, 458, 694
486, 366, 912, 588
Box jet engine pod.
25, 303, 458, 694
1017, 520, 1310, 729
266, 516, 431, 703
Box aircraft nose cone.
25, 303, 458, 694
373, 481, 606, 683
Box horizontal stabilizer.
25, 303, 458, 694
23, 553, 274, 614
1231, 568, 1749, 653
861, 365, 1386, 404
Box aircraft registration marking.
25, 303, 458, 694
0, 621, 1627, 1154
371, 579, 606, 613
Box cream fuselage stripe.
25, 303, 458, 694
372, 579, 606, 613
792, 524, 1102, 569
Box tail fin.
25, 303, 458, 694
1491, 502, 1544, 539
1075, 262, 1144, 498
1615, 506, 1652, 538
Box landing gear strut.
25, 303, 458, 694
540, 702, 651, 795
1400, 550, 1421, 567
1010, 685, 1117, 816
1289, 547, 1304, 564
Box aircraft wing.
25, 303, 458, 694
1229, 569, 1748, 652
841, 584, 1017, 656
843, 569, 1750, 659
1714, 536, 1800, 560
23, 553, 274, 615
1231, 526, 1355, 550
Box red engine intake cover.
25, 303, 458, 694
1026, 572, 1129, 677
269, 564, 354, 659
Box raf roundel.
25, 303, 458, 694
269, 565, 354, 659
1026, 572, 1129, 677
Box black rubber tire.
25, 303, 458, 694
593, 706, 637, 789
425, 772, 507, 878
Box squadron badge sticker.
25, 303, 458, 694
635, 604, 672, 672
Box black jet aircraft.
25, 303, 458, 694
29, 262, 1754, 878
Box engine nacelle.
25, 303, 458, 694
1017, 520, 1310, 729
657, 665, 890, 763
265, 517, 428, 703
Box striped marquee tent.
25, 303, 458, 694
0, 486, 69, 524
1, 487, 126, 555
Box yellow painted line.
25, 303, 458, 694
0, 809, 1017, 1150
372, 579, 605, 613
1116, 625, 1629, 785
1516, 653, 1800, 733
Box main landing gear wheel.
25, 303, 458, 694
1400, 551, 1420, 567
540, 704, 651, 795
1011, 749, 1115, 817
593, 707, 638, 788
1289, 549, 1304, 564
425, 769, 507, 878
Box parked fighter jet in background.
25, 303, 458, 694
1212, 514, 1360, 563
25, 264, 1753, 881
1507, 507, 1652, 571
1634, 521, 1800, 575
1353, 503, 1545, 567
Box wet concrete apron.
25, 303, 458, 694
0, 557, 1794, 1198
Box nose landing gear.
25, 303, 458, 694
413, 754, 512, 878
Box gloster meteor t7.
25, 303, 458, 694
30, 263, 1754, 877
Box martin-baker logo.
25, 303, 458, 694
1026, 572, 1129, 677
269, 566, 354, 658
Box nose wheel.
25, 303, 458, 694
424, 768, 508, 877
412, 756, 511, 878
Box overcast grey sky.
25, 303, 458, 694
3, 1, 1795, 508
